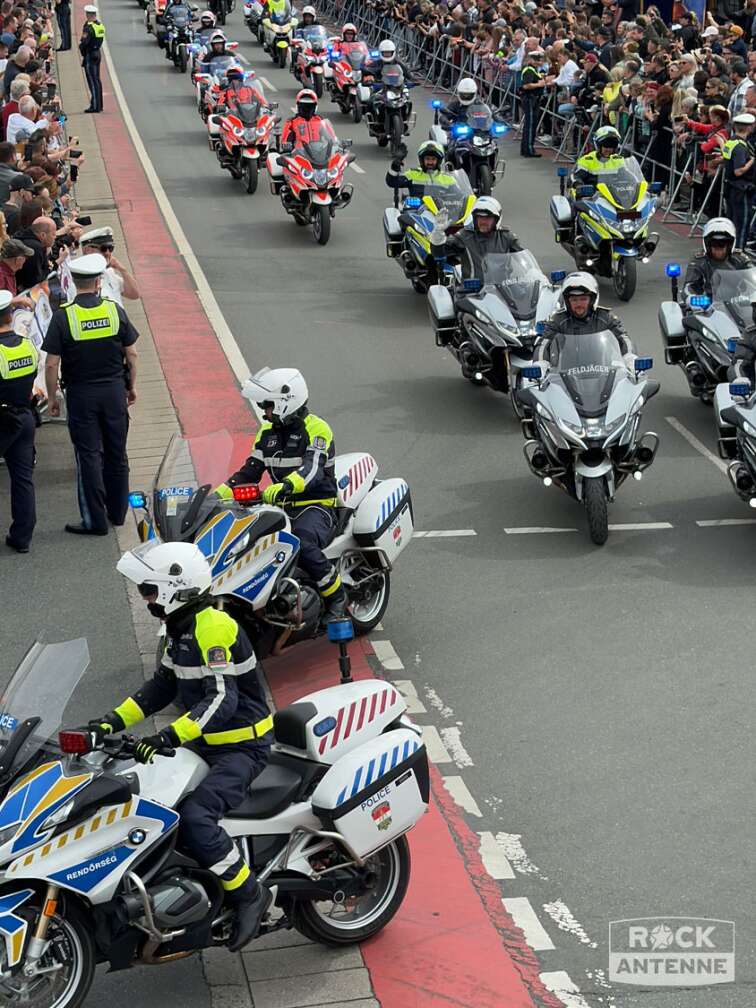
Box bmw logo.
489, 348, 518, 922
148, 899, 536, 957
129, 829, 147, 846
275, 550, 286, 564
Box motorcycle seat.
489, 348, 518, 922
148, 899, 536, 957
225, 750, 325, 819
721, 406, 742, 427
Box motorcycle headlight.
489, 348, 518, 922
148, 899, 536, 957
557, 416, 585, 438
243, 127, 257, 141
314, 169, 328, 185
352, 69, 361, 81
40, 799, 76, 832
473, 135, 486, 147
226, 532, 250, 560
256, 124, 268, 137
386, 89, 400, 100
621, 219, 636, 232
0, 823, 18, 846
327, 166, 339, 179
301, 168, 313, 180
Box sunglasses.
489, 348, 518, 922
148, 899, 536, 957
97, 244, 115, 252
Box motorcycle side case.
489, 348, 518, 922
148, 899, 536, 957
335, 452, 378, 508
714, 382, 738, 458
266, 152, 283, 178
658, 300, 687, 363
549, 194, 573, 243
207, 114, 221, 137
352, 478, 413, 562
312, 728, 429, 858
274, 681, 407, 764
383, 207, 402, 258
427, 284, 457, 346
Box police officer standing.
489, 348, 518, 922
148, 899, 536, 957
0, 289, 38, 553
80, 3, 105, 114
42, 253, 139, 536
722, 113, 756, 250
520, 47, 545, 159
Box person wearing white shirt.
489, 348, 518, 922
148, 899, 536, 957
729, 63, 754, 118
6, 95, 46, 145
79, 226, 139, 307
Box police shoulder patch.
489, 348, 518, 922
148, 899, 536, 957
206, 646, 229, 670
312, 436, 327, 450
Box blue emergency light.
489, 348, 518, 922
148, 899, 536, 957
535, 321, 546, 335
634, 357, 653, 373
369, 49, 380, 58
557, 166, 569, 177
550, 270, 566, 284
665, 262, 681, 278
727, 338, 739, 354
463, 278, 483, 292
431, 98, 443, 109
521, 366, 543, 380
452, 124, 472, 138
129, 491, 147, 509
404, 196, 422, 208
690, 295, 711, 309
491, 123, 508, 135
730, 382, 751, 398
327, 618, 355, 643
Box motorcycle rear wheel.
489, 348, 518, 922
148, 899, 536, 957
216, 0, 226, 24
312, 205, 331, 245
583, 476, 609, 545
291, 836, 410, 946
244, 159, 259, 194
612, 256, 636, 301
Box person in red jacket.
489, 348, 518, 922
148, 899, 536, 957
280, 89, 336, 149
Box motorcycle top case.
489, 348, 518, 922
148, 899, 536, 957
352, 478, 413, 563
273, 680, 407, 764
334, 452, 378, 509
311, 728, 429, 858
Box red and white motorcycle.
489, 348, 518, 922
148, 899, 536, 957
212, 98, 279, 193
267, 132, 354, 245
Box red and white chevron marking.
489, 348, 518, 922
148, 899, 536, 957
343, 455, 376, 502
318, 686, 397, 754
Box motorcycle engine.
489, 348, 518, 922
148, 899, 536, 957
266, 581, 320, 627
150, 878, 211, 929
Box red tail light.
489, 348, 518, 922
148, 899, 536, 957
59, 730, 92, 754
233, 484, 261, 502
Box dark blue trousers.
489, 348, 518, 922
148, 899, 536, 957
56, 4, 72, 48
83, 54, 103, 111
0, 408, 35, 548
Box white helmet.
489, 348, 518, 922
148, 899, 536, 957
242, 366, 309, 423
302, 4, 316, 15
456, 77, 477, 106
471, 195, 501, 219
209, 29, 226, 43
379, 39, 396, 62
702, 217, 736, 254
561, 271, 599, 312
342, 21, 357, 38
117, 542, 212, 615
199, 9, 216, 24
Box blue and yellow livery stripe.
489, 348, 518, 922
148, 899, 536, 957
0, 889, 34, 968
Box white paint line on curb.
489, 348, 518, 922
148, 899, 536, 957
502, 897, 555, 951
371, 639, 404, 671
697, 518, 756, 526
477, 832, 515, 879
439, 726, 474, 767
414, 529, 477, 538
421, 725, 452, 763
393, 679, 427, 714
504, 526, 578, 534
350, 162, 365, 174
607, 522, 673, 531
666, 415, 728, 474
442, 775, 482, 817
539, 971, 592, 1008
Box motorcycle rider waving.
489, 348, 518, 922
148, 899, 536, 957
216, 368, 348, 619
280, 89, 337, 148
386, 139, 455, 194
683, 217, 756, 301
430, 195, 522, 279
534, 272, 634, 365
85, 541, 274, 952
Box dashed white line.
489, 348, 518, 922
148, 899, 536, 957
424, 686, 454, 719
371, 640, 404, 671
539, 971, 592, 1008
413, 529, 477, 538
666, 415, 728, 474
439, 726, 474, 767
493, 832, 546, 878
502, 897, 555, 951
607, 522, 673, 531
696, 518, 756, 526
259, 75, 277, 91
393, 679, 427, 713
542, 900, 597, 949
504, 526, 578, 534
477, 831, 515, 879
442, 775, 482, 817
349, 162, 365, 174
421, 725, 452, 764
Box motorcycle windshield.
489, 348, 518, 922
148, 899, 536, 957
152, 430, 236, 542
169, 6, 191, 23
423, 175, 473, 222
302, 138, 334, 167
555, 330, 624, 417
235, 100, 261, 124
482, 251, 547, 320
598, 156, 645, 209
303, 25, 328, 44
0, 639, 90, 783
271, 5, 291, 24
711, 268, 756, 328
382, 66, 404, 89
467, 102, 493, 131
346, 44, 368, 67
209, 55, 237, 77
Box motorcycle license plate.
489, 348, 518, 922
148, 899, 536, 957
618, 210, 640, 220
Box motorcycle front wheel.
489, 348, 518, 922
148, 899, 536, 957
476, 163, 492, 196
351, 99, 361, 124
244, 159, 259, 194
583, 475, 609, 545
312, 204, 331, 245
290, 835, 410, 946
277, 45, 288, 67
0, 901, 95, 1008
389, 114, 403, 157
612, 256, 637, 301
178, 44, 187, 72
313, 73, 324, 97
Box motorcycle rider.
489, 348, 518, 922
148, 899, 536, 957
386, 139, 456, 195
368, 38, 412, 81
293, 3, 317, 30
430, 195, 523, 280
217, 64, 266, 111
439, 77, 480, 128
280, 89, 337, 148
196, 8, 217, 42
200, 28, 230, 68
84, 541, 274, 952
534, 272, 634, 365
216, 368, 347, 618
682, 217, 756, 301
331, 20, 360, 55
571, 125, 628, 189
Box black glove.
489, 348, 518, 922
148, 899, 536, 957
133, 728, 178, 765
390, 157, 403, 172
86, 712, 125, 745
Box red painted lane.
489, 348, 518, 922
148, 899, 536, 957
265, 642, 560, 1008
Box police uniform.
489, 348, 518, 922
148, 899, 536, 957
722, 116, 756, 249
385, 165, 458, 196
41, 253, 139, 535
520, 54, 544, 158
80, 5, 105, 113
80, 226, 125, 306
101, 601, 272, 901
535, 306, 633, 363
683, 250, 756, 299
571, 151, 628, 188
0, 290, 37, 552
223, 412, 345, 609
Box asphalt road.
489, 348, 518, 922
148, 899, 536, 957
71, 2, 756, 1003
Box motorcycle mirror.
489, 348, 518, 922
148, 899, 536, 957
634, 357, 653, 373
342, 138, 353, 148
128, 490, 147, 509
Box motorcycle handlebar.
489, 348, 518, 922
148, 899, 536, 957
102, 734, 177, 760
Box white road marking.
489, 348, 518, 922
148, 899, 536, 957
666, 415, 728, 474
439, 726, 474, 767
607, 522, 673, 531
697, 518, 756, 526
542, 900, 597, 949
102, 42, 258, 417
373, 622, 384, 631
371, 640, 404, 671
424, 686, 454, 719
504, 526, 578, 534
477, 831, 515, 879
539, 971, 592, 1008
493, 832, 547, 878
502, 897, 555, 951
259, 75, 277, 91
349, 162, 365, 174
414, 529, 477, 538
421, 725, 452, 763
392, 679, 427, 714
442, 775, 482, 817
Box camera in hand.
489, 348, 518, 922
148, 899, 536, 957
75, 215, 92, 226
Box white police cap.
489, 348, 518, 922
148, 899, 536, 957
0, 290, 13, 311
80, 226, 113, 245
84, 4, 98, 12
70, 252, 107, 277
733, 113, 756, 126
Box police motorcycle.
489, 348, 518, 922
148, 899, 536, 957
383, 170, 476, 294
243, 0, 266, 42
366, 65, 415, 158
328, 41, 371, 123
429, 99, 507, 196
713, 373, 756, 505
165, 2, 197, 71
0, 638, 429, 1007
147, 0, 169, 44
428, 252, 561, 404
262, 0, 298, 68
213, 92, 279, 195
550, 158, 661, 302
127, 429, 412, 656
292, 24, 330, 97
516, 330, 660, 545
209, 0, 234, 26
658, 261, 756, 404
195, 50, 241, 120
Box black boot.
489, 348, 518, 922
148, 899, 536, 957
227, 882, 272, 952
323, 586, 347, 620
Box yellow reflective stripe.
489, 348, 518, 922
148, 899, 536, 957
0, 338, 38, 380
320, 574, 342, 598
91, 21, 105, 37
287, 497, 338, 507
171, 713, 203, 744
222, 862, 250, 891
215, 483, 234, 500
203, 715, 274, 745
304, 414, 333, 447
64, 300, 120, 342
194, 608, 239, 664
114, 697, 145, 729
287, 471, 306, 494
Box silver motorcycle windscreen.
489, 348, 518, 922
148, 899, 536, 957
482, 251, 548, 320
552, 329, 624, 418
710, 267, 756, 329
598, 156, 645, 210
466, 102, 493, 132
